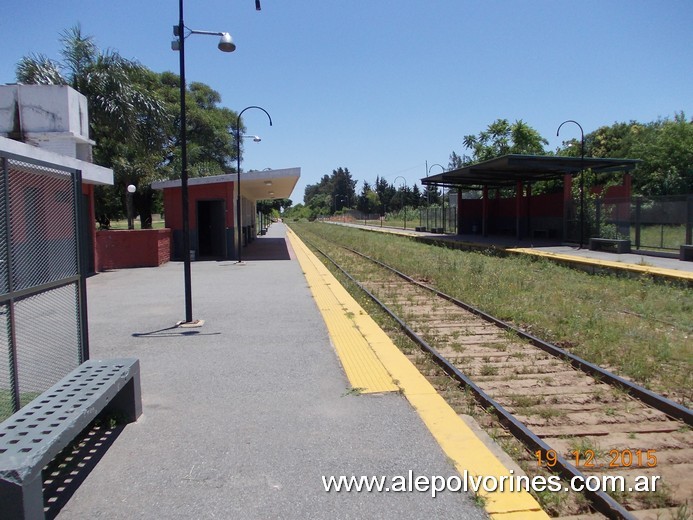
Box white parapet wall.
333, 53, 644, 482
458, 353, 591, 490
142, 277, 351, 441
0, 84, 95, 162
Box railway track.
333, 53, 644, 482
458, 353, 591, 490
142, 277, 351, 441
301, 234, 692, 520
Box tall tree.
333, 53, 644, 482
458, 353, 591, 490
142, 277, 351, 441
460, 118, 548, 163
556, 113, 693, 196
331, 167, 357, 210
631, 113, 693, 196
16, 25, 170, 227
374, 176, 396, 212
448, 151, 465, 169
17, 25, 169, 147
357, 181, 380, 214
423, 184, 441, 206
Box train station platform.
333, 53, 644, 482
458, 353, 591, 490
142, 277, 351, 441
331, 222, 693, 284
57, 223, 545, 519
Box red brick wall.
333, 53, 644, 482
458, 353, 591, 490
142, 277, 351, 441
95, 229, 171, 271
162, 182, 235, 231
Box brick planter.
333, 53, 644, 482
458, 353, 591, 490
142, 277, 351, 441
95, 229, 171, 271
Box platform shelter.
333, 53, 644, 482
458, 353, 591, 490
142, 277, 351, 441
421, 154, 640, 242
152, 167, 299, 260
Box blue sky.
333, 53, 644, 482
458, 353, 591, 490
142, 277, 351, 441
2, 1, 691, 203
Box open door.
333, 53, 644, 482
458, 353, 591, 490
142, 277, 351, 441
197, 200, 226, 259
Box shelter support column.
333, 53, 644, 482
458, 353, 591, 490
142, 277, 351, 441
563, 174, 572, 241
526, 183, 532, 240
457, 190, 463, 234
482, 186, 488, 237
515, 181, 523, 240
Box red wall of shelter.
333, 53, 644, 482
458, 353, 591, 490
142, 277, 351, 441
458, 175, 631, 221
162, 182, 235, 231
459, 191, 564, 219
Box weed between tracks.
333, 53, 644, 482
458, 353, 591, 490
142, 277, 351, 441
291, 221, 692, 405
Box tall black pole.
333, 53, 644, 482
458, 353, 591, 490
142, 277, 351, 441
179, 0, 193, 323
428, 164, 445, 233
557, 120, 585, 248
394, 176, 406, 230
236, 106, 272, 263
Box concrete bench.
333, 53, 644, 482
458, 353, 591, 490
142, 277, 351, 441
0, 358, 141, 519
589, 237, 631, 254
681, 244, 693, 262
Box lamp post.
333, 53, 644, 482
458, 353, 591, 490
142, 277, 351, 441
557, 120, 585, 248
173, 1, 235, 325
126, 184, 136, 230
394, 176, 407, 230
235, 106, 272, 264
428, 163, 445, 233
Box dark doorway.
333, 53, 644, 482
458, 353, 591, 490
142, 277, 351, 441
197, 200, 226, 259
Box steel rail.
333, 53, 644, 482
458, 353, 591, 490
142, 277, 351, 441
344, 246, 692, 426
306, 239, 655, 520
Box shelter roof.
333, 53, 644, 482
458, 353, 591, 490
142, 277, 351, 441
421, 154, 640, 188
151, 167, 300, 201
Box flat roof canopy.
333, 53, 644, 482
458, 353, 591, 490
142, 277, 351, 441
0, 136, 113, 185
421, 154, 640, 188
151, 167, 300, 201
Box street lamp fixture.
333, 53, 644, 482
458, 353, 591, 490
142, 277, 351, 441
557, 120, 585, 248
172, 28, 235, 52
172, 1, 235, 325
235, 106, 272, 264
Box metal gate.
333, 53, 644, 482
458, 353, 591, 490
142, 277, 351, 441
0, 151, 88, 420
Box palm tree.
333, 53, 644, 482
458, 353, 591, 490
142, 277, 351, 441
17, 25, 168, 143
16, 25, 172, 228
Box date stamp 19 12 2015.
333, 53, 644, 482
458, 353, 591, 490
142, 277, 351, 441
535, 449, 658, 469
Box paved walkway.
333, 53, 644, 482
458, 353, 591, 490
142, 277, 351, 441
60, 223, 490, 519
332, 222, 693, 281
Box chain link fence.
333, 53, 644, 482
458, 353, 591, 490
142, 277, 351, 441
0, 152, 88, 420
594, 195, 693, 251
418, 206, 457, 233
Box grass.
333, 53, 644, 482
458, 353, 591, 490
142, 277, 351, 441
1, 389, 42, 422
630, 224, 688, 251
290, 221, 692, 404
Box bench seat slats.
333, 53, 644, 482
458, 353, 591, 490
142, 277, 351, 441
0, 358, 141, 518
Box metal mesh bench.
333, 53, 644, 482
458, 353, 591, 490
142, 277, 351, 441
0, 358, 141, 519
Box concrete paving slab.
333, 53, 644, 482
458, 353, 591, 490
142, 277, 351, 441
59, 224, 486, 519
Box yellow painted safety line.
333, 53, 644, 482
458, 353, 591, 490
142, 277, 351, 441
286, 228, 548, 519
509, 247, 693, 282
288, 229, 398, 394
